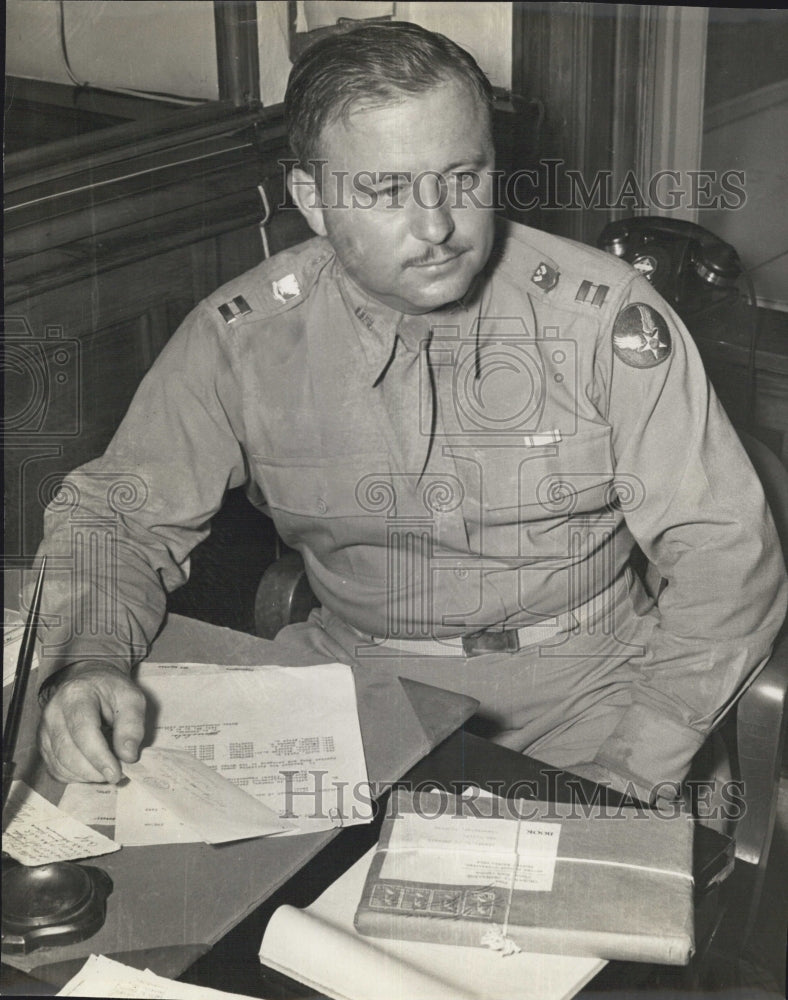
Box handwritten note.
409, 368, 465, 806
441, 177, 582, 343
57, 954, 259, 998
2, 781, 121, 866
122, 748, 296, 843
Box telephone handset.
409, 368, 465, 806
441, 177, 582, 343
599, 216, 759, 428
597, 216, 743, 319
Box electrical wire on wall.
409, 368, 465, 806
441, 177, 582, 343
57, 0, 205, 106
57, 0, 88, 89
257, 183, 273, 260
741, 270, 761, 430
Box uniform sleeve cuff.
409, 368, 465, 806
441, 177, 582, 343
37, 660, 128, 706
593, 704, 706, 801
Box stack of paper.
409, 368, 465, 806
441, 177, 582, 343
57, 954, 260, 998
59, 660, 372, 846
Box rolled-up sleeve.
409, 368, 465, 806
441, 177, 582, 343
591, 275, 788, 794
27, 304, 248, 680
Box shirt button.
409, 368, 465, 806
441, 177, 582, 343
316, 498, 328, 514
454, 566, 469, 580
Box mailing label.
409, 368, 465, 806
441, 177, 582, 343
381, 811, 561, 892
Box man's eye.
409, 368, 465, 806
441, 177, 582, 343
377, 184, 408, 205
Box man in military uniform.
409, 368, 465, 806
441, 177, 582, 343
33, 23, 787, 803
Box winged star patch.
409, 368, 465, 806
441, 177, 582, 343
612, 303, 672, 368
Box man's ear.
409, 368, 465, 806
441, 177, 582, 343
288, 167, 327, 237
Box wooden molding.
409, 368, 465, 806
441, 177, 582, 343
637, 5, 708, 223
512, 2, 616, 243
214, 0, 261, 106
704, 78, 788, 133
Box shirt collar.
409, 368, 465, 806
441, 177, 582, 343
334, 257, 486, 385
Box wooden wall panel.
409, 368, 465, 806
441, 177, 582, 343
511, 2, 617, 244
3, 96, 309, 580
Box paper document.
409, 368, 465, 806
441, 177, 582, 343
2, 781, 121, 866
56, 953, 260, 998
115, 660, 371, 840
114, 778, 205, 846
59, 661, 370, 845
59, 778, 206, 846
259, 847, 605, 1000
121, 748, 295, 843
3, 608, 39, 687
59, 783, 119, 828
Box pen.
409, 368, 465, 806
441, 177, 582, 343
3, 557, 46, 810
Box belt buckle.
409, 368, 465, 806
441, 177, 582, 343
462, 629, 520, 658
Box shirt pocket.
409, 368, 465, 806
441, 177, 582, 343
250, 454, 389, 548
478, 424, 615, 521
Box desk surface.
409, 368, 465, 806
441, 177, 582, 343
1, 611, 477, 987
3, 724, 733, 999
173, 730, 733, 999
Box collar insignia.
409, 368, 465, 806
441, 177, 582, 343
272, 273, 301, 304
531, 262, 560, 291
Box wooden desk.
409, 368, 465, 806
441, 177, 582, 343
0, 611, 477, 990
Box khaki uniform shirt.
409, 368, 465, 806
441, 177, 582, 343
35, 219, 788, 791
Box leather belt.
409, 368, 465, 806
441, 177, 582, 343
353, 574, 631, 658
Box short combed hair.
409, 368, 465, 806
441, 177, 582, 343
285, 20, 495, 169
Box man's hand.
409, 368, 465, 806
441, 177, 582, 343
37, 663, 147, 784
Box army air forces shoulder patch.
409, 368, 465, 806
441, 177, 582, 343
612, 303, 672, 368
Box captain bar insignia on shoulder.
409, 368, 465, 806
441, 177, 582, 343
218, 295, 253, 324
575, 280, 609, 307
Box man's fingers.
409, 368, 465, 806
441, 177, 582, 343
65, 707, 125, 783
37, 668, 147, 783
38, 717, 109, 784
107, 688, 147, 764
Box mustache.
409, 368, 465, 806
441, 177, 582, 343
404, 246, 469, 267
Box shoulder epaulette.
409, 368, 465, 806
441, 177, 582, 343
206, 237, 334, 328
494, 220, 636, 315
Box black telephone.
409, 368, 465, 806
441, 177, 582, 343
597, 217, 744, 320
599, 216, 760, 427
